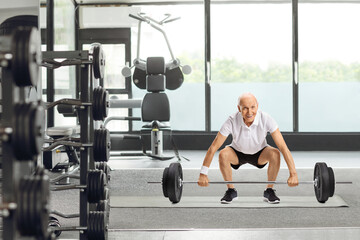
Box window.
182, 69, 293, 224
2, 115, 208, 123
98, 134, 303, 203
299, 3, 360, 132
129, 5, 205, 131
211, 3, 292, 131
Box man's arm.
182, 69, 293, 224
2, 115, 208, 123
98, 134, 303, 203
271, 128, 299, 187
198, 132, 227, 187
202, 132, 228, 167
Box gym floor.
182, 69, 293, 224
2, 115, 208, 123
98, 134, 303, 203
45, 150, 360, 240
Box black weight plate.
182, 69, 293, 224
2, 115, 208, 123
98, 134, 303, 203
104, 128, 111, 162
0, 15, 38, 36
96, 162, 110, 177
22, 103, 33, 159
25, 177, 35, 235
93, 129, 101, 161
29, 104, 45, 156
95, 128, 110, 162
88, 211, 107, 240
87, 170, 96, 203
13, 103, 29, 160
162, 167, 169, 198
92, 44, 105, 79
100, 129, 106, 162
12, 28, 27, 86
17, 177, 29, 234
133, 67, 147, 89
88, 170, 102, 203
12, 27, 40, 87
314, 162, 330, 203
92, 87, 101, 121
99, 170, 106, 201
165, 67, 184, 90
96, 200, 110, 212
97, 162, 110, 182
328, 167, 335, 197
167, 162, 183, 203
102, 89, 109, 120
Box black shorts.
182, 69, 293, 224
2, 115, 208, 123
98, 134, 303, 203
229, 146, 267, 169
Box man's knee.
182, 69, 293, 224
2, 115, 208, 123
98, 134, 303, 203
269, 148, 281, 164
219, 149, 231, 165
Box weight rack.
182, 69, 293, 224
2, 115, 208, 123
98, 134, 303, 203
42, 47, 109, 240
1, 28, 48, 239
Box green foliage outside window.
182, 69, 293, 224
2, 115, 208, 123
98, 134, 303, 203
179, 53, 360, 83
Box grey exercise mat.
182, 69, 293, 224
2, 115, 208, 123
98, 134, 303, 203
110, 195, 348, 208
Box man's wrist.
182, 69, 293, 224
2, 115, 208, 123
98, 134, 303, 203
200, 166, 209, 175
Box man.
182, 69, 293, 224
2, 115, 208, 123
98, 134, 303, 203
198, 93, 298, 204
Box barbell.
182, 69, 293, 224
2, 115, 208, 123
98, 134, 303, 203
149, 162, 352, 204
43, 128, 111, 162
41, 43, 105, 79
46, 86, 109, 121
48, 211, 108, 240
51, 169, 107, 203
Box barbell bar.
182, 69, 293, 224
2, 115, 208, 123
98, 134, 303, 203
45, 86, 109, 121
43, 128, 111, 162
41, 43, 105, 79
50, 169, 107, 203
48, 211, 108, 240
150, 162, 352, 204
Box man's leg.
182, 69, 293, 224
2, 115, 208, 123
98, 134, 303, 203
258, 146, 281, 189
218, 147, 240, 189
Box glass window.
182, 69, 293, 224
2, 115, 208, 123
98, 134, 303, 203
299, 3, 360, 132
211, 3, 292, 132
130, 5, 205, 131
83, 44, 127, 89
40, 0, 76, 127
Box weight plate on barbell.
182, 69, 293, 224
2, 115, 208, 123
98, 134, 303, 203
314, 162, 331, 203
167, 162, 183, 203
87, 170, 106, 203
92, 87, 101, 120
13, 102, 45, 160
88, 211, 108, 240
328, 167, 335, 197
162, 167, 169, 198
12, 27, 40, 87
17, 175, 49, 238
96, 162, 111, 181
92, 43, 105, 79
93, 87, 109, 121
93, 128, 111, 162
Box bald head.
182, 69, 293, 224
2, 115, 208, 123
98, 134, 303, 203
237, 93, 259, 126
238, 93, 258, 107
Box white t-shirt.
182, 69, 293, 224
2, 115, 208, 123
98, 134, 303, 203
219, 110, 278, 154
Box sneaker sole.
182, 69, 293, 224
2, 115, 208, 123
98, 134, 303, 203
221, 197, 238, 204
263, 197, 280, 204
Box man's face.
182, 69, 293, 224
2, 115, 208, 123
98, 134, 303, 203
238, 97, 258, 126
